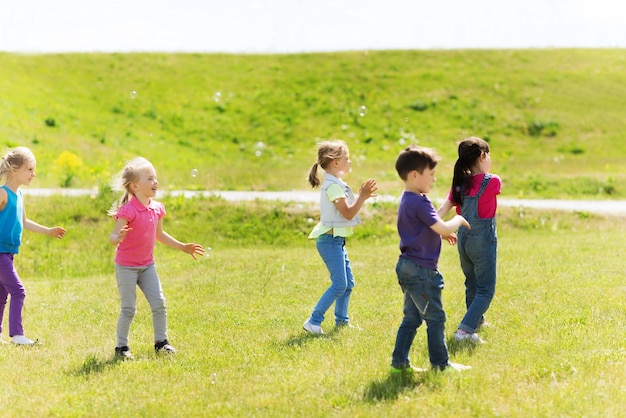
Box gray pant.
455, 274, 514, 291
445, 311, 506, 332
115, 263, 167, 347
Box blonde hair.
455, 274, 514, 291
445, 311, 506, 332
0, 147, 36, 180
107, 157, 154, 216
307, 140, 349, 188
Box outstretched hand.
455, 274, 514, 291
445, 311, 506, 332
182, 243, 205, 260
459, 216, 471, 230
442, 232, 458, 246
49, 226, 67, 239
359, 178, 378, 199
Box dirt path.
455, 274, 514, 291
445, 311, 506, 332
24, 189, 626, 216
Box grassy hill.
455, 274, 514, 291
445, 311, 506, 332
1, 49, 625, 417
1, 49, 625, 198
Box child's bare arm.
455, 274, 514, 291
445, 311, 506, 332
334, 178, 378, 220
437, 198, 454, 219
156, 220, 204, 259
430, 215, 470, 237
23, 207, 66, 238
110, 218, 131, 245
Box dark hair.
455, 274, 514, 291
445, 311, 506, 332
451, 137, 490, 204
307, 140, 348, 188
395, 145, 440, 181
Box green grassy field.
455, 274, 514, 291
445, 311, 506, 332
0, 49, 625, 416
0, 194, 624, 417
1, 49, 625, 198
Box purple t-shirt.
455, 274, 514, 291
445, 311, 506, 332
397, 191, 441, 270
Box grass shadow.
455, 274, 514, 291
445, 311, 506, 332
278, 324, 360, 348
70, 353, 128, 378
363, 371, 428, 402
281, 330, 335, 347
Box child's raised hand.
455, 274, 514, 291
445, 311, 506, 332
359, 178, 378, 199
182, 243, 205, 260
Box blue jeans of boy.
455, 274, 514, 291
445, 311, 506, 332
391, 258, 449, 370
309, 234, 354, 326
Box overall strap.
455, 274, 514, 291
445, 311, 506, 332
475, 173, 492, 199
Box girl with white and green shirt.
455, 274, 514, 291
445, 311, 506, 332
302, 140, 377, 335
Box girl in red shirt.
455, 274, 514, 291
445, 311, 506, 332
438, 137, 501, 343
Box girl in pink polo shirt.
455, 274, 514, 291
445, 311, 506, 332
438, 137, 501, 344
108, 157, 204, 360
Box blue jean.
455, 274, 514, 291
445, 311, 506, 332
308, 234, 354, 326
391, 258, 449, 369
457, 218, 497, 333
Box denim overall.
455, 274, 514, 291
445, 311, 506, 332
456, 174, 497, 334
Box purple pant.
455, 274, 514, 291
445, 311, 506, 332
0, 253, 26, 337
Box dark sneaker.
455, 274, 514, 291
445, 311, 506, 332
155, 339, 177, 353
115, 346, 134, 360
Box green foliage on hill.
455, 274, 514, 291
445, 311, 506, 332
1, 49, 624, 197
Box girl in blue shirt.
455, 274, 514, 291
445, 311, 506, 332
0, 147, 66, 345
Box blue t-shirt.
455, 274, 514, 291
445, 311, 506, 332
397, 191, 441, 270
0, 186, 24, 254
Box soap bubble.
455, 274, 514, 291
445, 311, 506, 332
130, 90, 137, 99
191, 169, 199, 178
254, 141, 265, 157
358, 105, 367, 117
205, 247, 212, 258
210, 373, 217, 384
213, 92, 222, 102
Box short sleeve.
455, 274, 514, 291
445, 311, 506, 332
115, 204, 135, 222
416, 195, 439, 227
156, 201, 166, 220
326, 183, 345, 202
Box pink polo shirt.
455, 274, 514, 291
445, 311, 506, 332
114, 195, 166, 267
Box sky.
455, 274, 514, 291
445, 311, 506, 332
1, 0, 625, 53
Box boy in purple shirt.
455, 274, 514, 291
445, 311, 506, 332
390, 145, 471, 373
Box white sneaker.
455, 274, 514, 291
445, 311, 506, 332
11, 335, 35, 345
302, 320, 324, 335
454, 329, 485, 343
445, 362, 472, 371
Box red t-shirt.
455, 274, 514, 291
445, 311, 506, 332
447, 173, 502, 218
